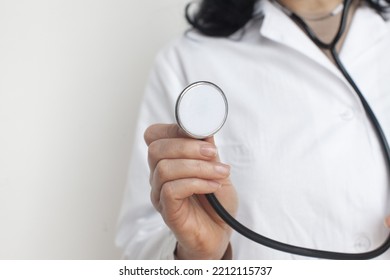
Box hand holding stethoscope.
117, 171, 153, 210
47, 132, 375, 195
144, 119, 237, 259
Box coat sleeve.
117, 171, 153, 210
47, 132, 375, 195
115, 45, 188, 259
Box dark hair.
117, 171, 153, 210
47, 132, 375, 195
186, 0, 390, 37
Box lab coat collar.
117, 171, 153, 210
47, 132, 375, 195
341, 5, 388, 65
257, 0, 388, 77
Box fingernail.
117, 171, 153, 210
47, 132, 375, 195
214, 164, 230, 175
200, 145, 217, 157
385, 217, 390, 228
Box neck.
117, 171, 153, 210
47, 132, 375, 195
277, 0, 345, 16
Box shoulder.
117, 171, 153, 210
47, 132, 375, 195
155, 31, 236, 62
154, 21, 264, 70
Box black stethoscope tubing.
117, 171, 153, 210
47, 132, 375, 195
205, 0, 390, 259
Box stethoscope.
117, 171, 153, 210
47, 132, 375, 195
175, 0, 390, 259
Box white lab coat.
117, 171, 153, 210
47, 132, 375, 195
116, 0, 390, 259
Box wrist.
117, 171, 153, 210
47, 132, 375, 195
174, 242, 232, 260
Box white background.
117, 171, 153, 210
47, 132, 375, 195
0, 0, 188, 259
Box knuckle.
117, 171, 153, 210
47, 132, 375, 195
150, 189, 159, 211
147, 141, 160, 158
181, 160, 202, 176
143, 125, 154, 144
194, 160, 207, 174
144, 124, 161, 145
160, 182, 175, 200
155, 159, 170, 180
158, 182, 174, 215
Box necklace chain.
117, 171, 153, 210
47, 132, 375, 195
273, 0, 344, 21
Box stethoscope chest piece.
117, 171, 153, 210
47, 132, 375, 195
175, 81, 228, 139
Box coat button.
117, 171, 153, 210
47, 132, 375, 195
354, 235, 371, 251
340, 109, 355, 120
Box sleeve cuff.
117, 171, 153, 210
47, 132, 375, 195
160, 230, 178, 260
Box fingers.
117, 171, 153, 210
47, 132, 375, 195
151, 178, 221, 212
144, 123, 231, 223
144, 124, 188, 145
152, 159, 230, 186
150, 159, 230, 206
147, 138, 218, 171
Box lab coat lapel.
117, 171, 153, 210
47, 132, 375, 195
258, 0, 388, 80
340, 6, 388, 65
259, 0, 340, 76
